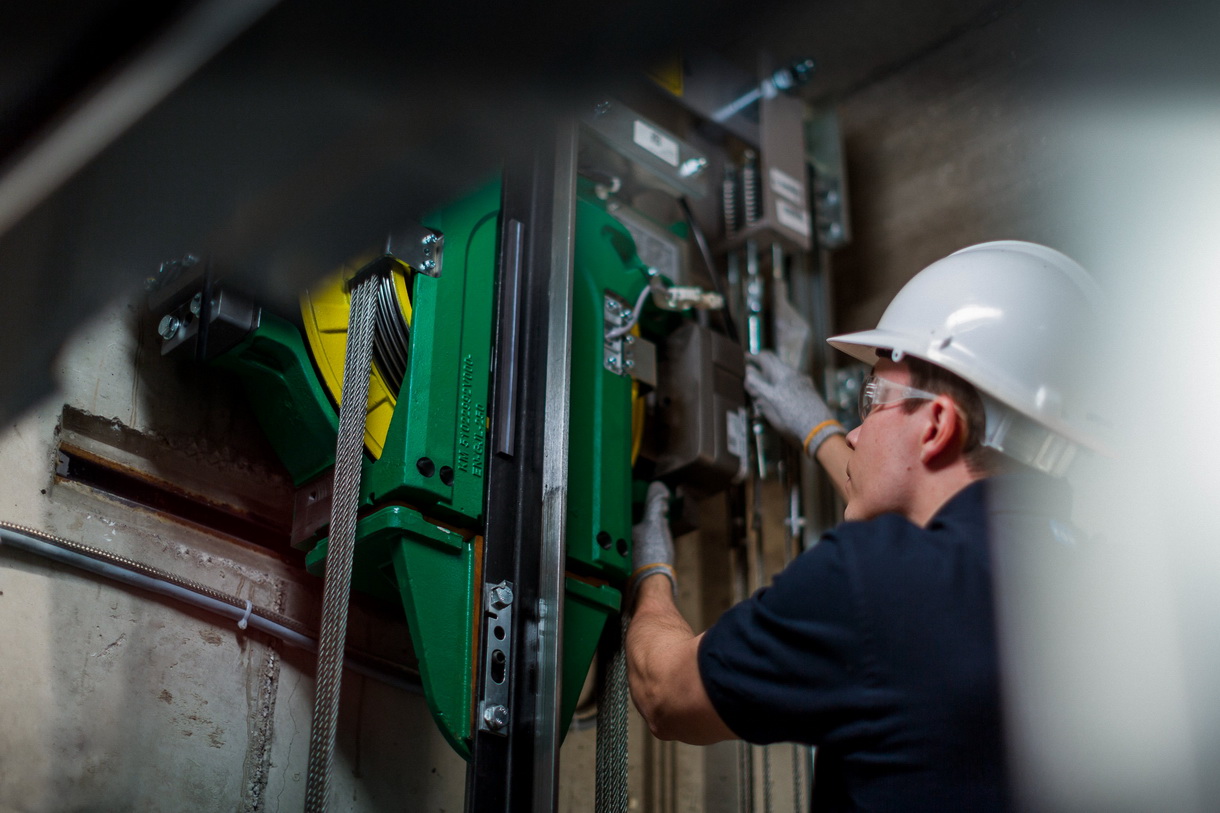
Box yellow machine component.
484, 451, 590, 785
649, 54, 685, 97
300, 259, 413, 459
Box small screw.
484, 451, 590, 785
621, 310, 633, 320
491, 583, 514, 609
189, 293, 203, 316
605, 299, 620, 314
483, 705, 509, 731
158, 314, 180, 340
624, 359, 634, 369
422, 233, 440, 246
594, 101, 612, 117
421, 260, 436, 272
608, 356, 618, 366
625, 335, 635, 345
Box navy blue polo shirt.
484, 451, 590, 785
698, 474, 1071, 812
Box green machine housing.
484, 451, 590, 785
210, 181, 661, 759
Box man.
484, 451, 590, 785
626, 241, 1103, 811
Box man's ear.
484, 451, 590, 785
919, 396, 965, 466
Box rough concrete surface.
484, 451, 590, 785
0, 299, 466, 811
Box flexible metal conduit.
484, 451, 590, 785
0, 520, 419, 694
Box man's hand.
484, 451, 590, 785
745, 350, 844, 456
631, 481, 676, 598
625, 485, 737, 745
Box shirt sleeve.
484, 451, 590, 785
697, 529, 888, 746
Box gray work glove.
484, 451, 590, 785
744, 350, 845, 455
631, 482, 676, 599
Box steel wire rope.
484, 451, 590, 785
595, 612, 630, 813
304, 272, 378, 813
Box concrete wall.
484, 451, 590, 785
829, 5, 1061, 334
0, 296, 467, 812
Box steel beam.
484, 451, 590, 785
467, 121, 576, 812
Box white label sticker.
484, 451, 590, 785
776, 200, 812, 238
769, 167, 806, 206
727, 407, 748, 461
633, 120, 680, 167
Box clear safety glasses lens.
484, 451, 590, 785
858, 375, 941, 421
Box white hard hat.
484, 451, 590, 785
828, 240, 1105, 476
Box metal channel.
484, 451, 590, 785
534, 119, 578, 805
467, 121, 575, 812
495, 219, 525, 457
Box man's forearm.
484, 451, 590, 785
815, 433, 851, 501
625, 575, 734, 744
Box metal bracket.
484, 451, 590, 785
477, 580, 515, 736
603, 294, 631, 377
582, 99, 710, 200
156, 285, 260, 361
386, 224, 444, 278
807, 106, 851, 249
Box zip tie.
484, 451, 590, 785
237, 599, 253, 630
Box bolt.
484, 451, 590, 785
625, 335, 635, 345
158, 314, 180, 340
422, 233, 440, 246
421, 259, 436, 272
621, 310, 633, 320
189, 293, 203, 316
624, 359, 634, 369
483, 705, 509, 731
679, 156, 709, 178
490, 583, 514, 609
608, 356, 618, 367
605, 299, 620, 314
594, 100, 612, 117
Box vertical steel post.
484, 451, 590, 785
466, 120, 577, 812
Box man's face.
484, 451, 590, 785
842, 358, 926, 522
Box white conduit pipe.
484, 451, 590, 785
0, 525, 420, 694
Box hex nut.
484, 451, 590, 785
483, 704, 509, 731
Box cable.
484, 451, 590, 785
678, 197, 740, 345
605, 283, 652, 341
306, 271, 378, 812
0, 521, 420, 693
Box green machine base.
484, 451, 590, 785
305, 504, 620, 758
209, 179, 640, 760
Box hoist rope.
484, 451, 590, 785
372, 269, 410, 396
304, 271, 378, 813
595, 612, 630, 813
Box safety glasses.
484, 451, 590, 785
859, 375, 942, 421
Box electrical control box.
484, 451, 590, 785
644, 321, 749, 496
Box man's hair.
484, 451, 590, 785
892, 354, 1000, 476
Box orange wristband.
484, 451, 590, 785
803, 419, 843, 454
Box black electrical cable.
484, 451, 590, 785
678, 196, 740, 345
